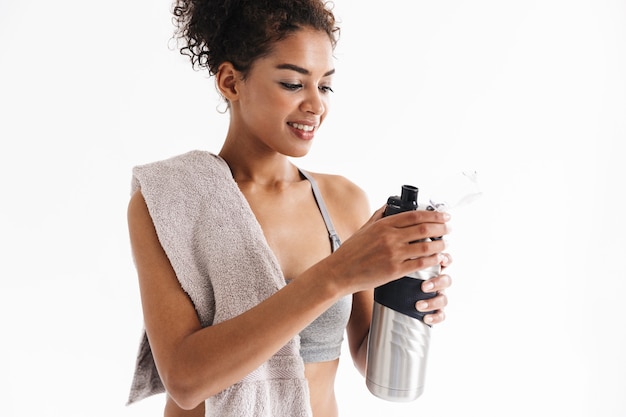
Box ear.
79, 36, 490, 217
216, 62, 241, 102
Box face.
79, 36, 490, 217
227, 27, 335, 158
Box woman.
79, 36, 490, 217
126, 1, 452, 416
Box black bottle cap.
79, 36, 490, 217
400, 185, 418, 209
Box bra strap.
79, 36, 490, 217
298, 169, 342, 252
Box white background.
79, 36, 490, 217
1, 0, 625, 416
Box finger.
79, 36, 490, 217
405, 236, 447, 258
366, 205, 387, 225
372, 204, 387, 219
403, 252, 444, 274
439, 252, 453, 269
423, 310, 446, 325
395, 222, 450, 246
384, 209, 451, 229
422, 273, 452, 293
415, 292, 448, 313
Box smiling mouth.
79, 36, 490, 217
288, 122, 315, 132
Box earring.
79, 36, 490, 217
216, 98, 230, 114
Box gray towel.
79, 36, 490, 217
127, 150, 312, 417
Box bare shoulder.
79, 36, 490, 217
128, 188, 145, 213
306, 172, 371, 237
310, 173, 368, 207
127, 189, 157, 235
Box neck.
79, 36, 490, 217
219, 144, 301, 189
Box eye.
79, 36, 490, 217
319, 85, 334, 94
280, 82, 303, 91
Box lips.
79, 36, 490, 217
287, 122, 315, 132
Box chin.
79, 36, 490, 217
284, 144, 313, 159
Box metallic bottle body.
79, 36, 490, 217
365, 264, 439, 402
366, 184, 441, 401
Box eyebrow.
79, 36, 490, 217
276, 63, 335, 77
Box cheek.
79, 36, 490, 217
252, 90, 292, 115
320, 98, 331, 122
241, 91, 278, 122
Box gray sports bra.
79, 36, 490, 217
290, 169, 352, 363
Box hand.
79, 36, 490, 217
327, 205, 452, 294
417, 252, 453, 325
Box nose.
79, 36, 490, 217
301, 87, 325, 115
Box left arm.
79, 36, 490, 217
316, 174, 453, 376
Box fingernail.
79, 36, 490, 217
423, 281, 435, 291
424, 315, 434, 324
416, 301, 429, 311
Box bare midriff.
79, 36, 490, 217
304, 359, 340, 417
164, 358, 341, 417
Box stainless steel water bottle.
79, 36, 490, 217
366, 185, 441, 402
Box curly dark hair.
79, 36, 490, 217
171, 0, 340, 76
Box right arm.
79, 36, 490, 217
128, 189, 449, 410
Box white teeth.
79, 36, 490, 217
289, 123, 314, 132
